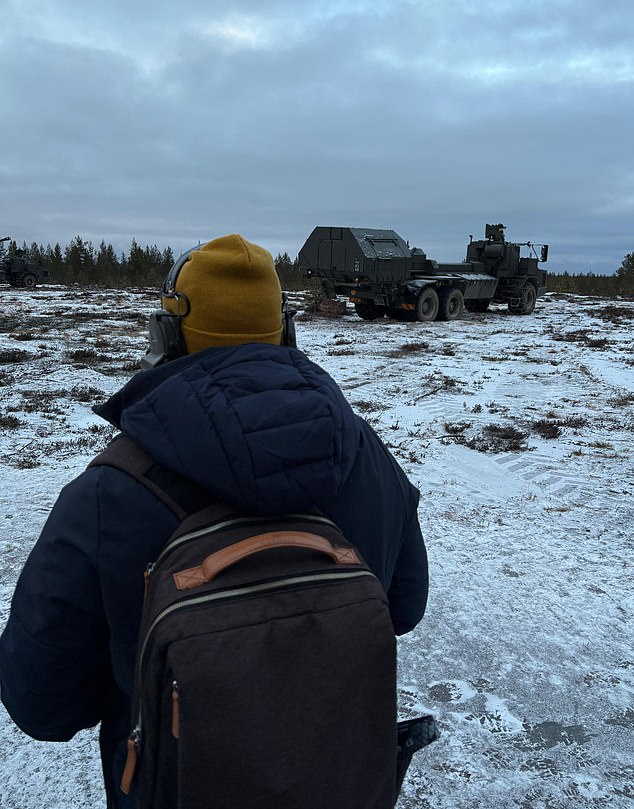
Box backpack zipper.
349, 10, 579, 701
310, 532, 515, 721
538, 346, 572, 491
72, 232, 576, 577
120, 726, 142, 795
139, 568, 375, 678
171, 680, 180, 739
150, 513, 338, 574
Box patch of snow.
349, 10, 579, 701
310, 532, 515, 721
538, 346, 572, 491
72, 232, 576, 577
1, 288, 633, 808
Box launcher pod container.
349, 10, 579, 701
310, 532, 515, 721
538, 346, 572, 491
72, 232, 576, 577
298, 223, 548, 321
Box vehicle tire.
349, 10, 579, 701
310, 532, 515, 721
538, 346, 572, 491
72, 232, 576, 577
474, 299, 490, 312
415, 288, 439, 322
355, 301, 384, 320
509, 283, 536, 315
437, 287, 464, 321
22, 273, 37, 289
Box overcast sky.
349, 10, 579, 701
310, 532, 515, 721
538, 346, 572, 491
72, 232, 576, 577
1, 0, 632, 275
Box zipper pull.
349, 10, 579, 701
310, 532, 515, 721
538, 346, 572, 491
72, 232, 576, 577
171, 681, 180, 739
143, 562, 155, 599
120, 727, 141, 795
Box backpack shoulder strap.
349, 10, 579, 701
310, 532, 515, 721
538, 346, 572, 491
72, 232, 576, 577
89, 434, 211, 520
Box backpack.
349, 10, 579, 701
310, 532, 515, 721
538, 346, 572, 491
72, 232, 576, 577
92, 435, 438, 809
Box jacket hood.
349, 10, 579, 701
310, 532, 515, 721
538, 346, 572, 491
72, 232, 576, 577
95, 344, 361, 515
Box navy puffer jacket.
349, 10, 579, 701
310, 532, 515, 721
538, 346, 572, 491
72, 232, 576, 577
0, 344, 428, 807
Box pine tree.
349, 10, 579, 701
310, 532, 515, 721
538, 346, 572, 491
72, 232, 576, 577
28, 242, 44, 264
274, 252, 300, 289
96, 240, 121, 286
47, 243, 65, 283
616, 253, 634, 295
162, 246, 175, 276
64, 236, 94, 284
126, 239, 151, 286
144, 245, 165, 286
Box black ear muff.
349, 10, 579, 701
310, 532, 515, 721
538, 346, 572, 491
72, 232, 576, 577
281, 292, 298, 348
140, 305, 189, 370
140, 247, 201, 369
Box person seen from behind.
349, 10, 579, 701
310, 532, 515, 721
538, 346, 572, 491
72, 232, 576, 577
0, 234, 429, 807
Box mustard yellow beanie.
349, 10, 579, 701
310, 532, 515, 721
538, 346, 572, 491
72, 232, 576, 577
164, 234, 283, 354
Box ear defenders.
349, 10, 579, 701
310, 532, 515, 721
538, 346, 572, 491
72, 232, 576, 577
281, 291, 297, 349
140, 244, 297, 370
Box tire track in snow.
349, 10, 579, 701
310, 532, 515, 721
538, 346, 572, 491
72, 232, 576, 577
494, 452, 591, 497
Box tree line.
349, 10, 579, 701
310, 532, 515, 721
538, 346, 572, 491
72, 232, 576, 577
0, 237, 309, 290
1, 237, 633, 296
547, 254, 633, 297
1, 236, 174, 287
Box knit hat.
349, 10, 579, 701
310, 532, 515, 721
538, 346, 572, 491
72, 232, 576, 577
163, 234, 283, 353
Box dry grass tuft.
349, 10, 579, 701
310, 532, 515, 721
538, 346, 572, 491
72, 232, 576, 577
532, 419, 562, 439
70, 385, 105, 402
0, 348, 31, 364
611, 392, 634, 407
444, 421, 471, 435
0, 414, 22, 430
326, 347, 356, 356
387, 342, 429, 358
9, 332, 38, 341
66, 348, 115, 365
352, 400, 388, 413
552, 329, 610, 349
595, 305, 634, 323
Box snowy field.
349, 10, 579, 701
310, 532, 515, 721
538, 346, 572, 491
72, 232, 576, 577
0, 286, 633, 808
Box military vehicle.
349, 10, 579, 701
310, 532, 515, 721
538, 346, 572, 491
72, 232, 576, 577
0, 237, 50, 288
298, 223, 548, 321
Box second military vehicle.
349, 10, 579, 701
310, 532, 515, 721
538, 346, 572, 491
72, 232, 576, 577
298, 223, 548, 321
0, 237, 50, 288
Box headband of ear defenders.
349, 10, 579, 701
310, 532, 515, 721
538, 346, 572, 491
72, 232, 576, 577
162, 245, 200, 294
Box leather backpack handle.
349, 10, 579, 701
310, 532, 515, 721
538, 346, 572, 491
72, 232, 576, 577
173, 530, 361, 591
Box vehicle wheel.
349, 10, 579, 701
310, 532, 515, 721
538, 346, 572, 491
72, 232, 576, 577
509, 283, 536, 315
474, 299, 490, 312
22, 273, 37, 289
415, 288, 439, 322
355, 301, 384, 320
437, 287, 464, 321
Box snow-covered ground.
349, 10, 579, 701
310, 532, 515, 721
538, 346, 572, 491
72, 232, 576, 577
1, 286, 632, 808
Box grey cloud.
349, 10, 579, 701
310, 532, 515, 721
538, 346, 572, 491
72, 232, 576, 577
1, 0, 632, 273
